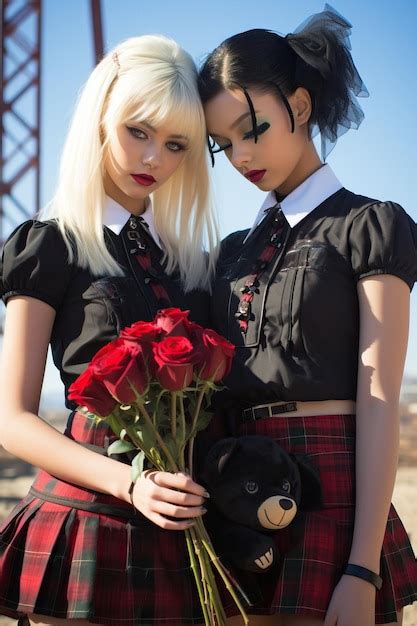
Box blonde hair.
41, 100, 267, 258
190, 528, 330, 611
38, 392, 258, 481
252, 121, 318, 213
41, 35, 218, 291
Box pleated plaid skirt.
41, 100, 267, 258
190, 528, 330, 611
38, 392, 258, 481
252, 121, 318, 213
0, 412, 208, 625
1, 411, 416, 625
224, 412, 417, 624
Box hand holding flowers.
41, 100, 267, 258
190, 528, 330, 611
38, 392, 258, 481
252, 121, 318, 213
68, 308, 248, 626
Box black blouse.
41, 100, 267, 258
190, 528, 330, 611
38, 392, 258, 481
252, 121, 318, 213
211, 189, 417, 410
0, 219, 210, 409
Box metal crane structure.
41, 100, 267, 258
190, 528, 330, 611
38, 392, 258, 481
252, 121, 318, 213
0, 0, 42, 245
0, 0, 104, 247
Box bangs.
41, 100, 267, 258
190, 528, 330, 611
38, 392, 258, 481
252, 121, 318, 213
105, 69, 206, 149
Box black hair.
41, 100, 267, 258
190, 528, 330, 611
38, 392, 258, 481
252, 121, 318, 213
198, 4, 368, 162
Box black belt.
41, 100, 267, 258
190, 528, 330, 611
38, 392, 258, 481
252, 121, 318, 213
241, 401, 297, 422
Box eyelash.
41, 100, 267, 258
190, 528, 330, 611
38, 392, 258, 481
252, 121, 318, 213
127, 126, 187, 153
210, 122, 270, 154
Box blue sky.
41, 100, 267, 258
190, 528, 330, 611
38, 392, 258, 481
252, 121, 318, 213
7, 0, 417, 402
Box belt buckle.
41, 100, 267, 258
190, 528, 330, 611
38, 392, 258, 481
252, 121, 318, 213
245, 406, 256, 421
269, 402, 297, 417
269, 401, 297, 416
243, 406, 257, 421
242, 401, 298, 422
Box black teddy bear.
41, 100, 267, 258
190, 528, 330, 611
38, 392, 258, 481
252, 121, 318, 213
202, 435, 323, 574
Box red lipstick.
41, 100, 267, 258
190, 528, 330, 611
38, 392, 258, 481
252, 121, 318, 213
131, 173, 156, 187
245, 169, 266, 183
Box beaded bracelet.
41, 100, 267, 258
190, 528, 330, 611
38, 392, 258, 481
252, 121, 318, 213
344, 563, 383, 590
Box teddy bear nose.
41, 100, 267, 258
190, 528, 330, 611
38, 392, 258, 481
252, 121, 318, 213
280, 498, 293, 510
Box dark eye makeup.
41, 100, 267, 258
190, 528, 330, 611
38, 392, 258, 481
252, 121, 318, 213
127, 126, 146, 139
209, 121, 270, 154
243, 121, 270, 140
126, 126, 187, 152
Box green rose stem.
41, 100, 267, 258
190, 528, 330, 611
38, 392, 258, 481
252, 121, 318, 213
191, 532, 217, 625
198, 538, 227, 625
196, 536, 211, 608
197, 517, 250, 603
152, 389, 167, 428
188, 382, 209, 475
133, 391, 179, 472
206, 560, 227, 626
185, 528, 212, 626
190, 527, 225, 626
109, 412, 158, 468
178, 394, 187, 469
190, 531, 209, 606
201, 536, 249, 625
171, 392, 177, 440
196, 518, 250, 623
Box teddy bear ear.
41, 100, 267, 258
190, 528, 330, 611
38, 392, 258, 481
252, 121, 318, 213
203, 438, 239, 484
291, 454, 323, 511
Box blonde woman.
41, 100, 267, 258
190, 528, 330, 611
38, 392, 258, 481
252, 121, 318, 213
0, 35, 218, 626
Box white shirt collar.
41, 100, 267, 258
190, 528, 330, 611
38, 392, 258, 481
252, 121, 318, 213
243, 164, 343, 243
103, 195, 161, 247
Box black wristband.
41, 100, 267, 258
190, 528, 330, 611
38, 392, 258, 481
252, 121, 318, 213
128, 481, 137, 515
344, 563, 383, 590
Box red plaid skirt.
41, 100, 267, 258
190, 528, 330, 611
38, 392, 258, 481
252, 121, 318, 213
0, 412, 208, 625
222, 412, 417, 624
1, 412, 416, 624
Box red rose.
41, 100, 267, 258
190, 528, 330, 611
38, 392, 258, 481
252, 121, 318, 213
197, 329, 235, 382
119, 322, 162, 374
93, 338, 150, 403
155, 308, 193, 337
68, 367, 117, 417
153, 336, 200, 391
90, 338, 121, 364
120, 321, 162, 345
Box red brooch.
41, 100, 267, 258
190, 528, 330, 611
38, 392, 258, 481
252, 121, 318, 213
235, 208, 286, 334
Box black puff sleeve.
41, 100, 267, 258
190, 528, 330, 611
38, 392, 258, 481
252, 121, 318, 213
349, 201, 417, 290
0, 220, 74, 310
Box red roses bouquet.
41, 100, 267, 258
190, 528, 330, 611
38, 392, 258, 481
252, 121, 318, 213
68, 308, 249, 626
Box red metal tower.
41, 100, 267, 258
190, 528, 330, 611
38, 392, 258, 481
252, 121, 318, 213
0, 0, 104, 246
91, 0, 104, 65
0, 0, 42, 245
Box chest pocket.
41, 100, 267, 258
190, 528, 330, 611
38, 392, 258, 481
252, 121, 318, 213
82, 276, 140, 334
275, 241, 348, 353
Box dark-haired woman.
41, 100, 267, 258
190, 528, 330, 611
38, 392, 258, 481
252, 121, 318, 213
198, 5, 417, 626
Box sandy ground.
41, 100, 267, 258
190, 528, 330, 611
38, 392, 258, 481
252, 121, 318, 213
0, 428, 416, 625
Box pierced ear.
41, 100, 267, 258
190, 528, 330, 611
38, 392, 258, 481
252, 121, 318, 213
291, 87, 312, 127
292, 454, 323, 510
203, 438, 239, 484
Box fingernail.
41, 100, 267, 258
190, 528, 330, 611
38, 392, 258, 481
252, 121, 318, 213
200, 507, 208, 514
203, 490, 210, 498
185, 520, 195, 526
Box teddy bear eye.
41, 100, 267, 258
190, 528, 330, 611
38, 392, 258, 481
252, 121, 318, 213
245, 481, 259, 494
281, 479, 291, 493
